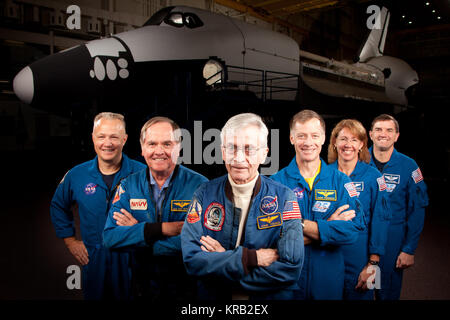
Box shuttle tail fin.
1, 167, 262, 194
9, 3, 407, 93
356, 6, 390, 63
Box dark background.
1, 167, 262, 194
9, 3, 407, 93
0, 0, 449, 300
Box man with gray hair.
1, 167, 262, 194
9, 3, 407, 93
50, 112, 146, 300
103, 116, 208, 301
181, 113, 304, 300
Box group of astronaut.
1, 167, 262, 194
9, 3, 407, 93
50, 109, 429, 301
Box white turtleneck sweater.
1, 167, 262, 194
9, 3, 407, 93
228, 173, 259, 248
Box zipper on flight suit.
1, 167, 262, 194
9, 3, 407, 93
304, 177, 320, 299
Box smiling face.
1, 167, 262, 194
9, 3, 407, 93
141, 121, 180, 175
92, 118, 127, 165
335, 127, 364, 163
290, 118, 326, 163
369, 120, 399, 152
222, 125, 268, 184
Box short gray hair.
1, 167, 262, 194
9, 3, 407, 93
93, 112, 126, 132
140, 116, 181, 145
220, 113, 268, 147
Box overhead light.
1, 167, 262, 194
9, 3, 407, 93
425, 2, 430, 5
402, 15, 406, 18
437, 16, 441, 19
408, 21, 412, 24
432, 9, 436, 13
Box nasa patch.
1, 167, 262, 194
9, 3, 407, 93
84, 183, 97, 195
260, 196, 278, 214
292, 187, 305, 200
204, 202, 225, 231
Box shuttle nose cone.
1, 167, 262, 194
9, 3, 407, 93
13, 66, 34, 104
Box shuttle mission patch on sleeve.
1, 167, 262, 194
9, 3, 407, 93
187, 199, 201, 224
204, 202, 225, 231
112, 185, 125, 204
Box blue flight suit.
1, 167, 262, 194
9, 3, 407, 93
271, 158, 364, 300
50, 155, 146, 300
181, 175, 304, 300
329, 161, 391, 300
103, 165, 208, 300
369, 148, 429, 300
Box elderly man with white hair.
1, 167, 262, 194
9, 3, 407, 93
181, 113, 304, 300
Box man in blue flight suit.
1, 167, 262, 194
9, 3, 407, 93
271, 109, 365, 300
181, 113, 304, 300
50, 112, 146, 300
103, 116, 208, 301
369, 114, 429, 300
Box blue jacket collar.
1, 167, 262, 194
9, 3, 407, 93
87, 154, 131, 188
369, 146, 400, 165
329, 159, 369, 179
286, 157, 332, 189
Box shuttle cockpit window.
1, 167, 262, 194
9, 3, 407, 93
164, 12, 204, 28
143, 7, 203, 29
166, 13, 184, 27
183, 13, 204, 28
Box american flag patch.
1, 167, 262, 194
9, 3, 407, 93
377, 176, 387, 192
282, 200, 302, 220
412, 168, 423, 184
344, 182, 358, 198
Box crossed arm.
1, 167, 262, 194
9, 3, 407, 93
302, 204, 356, 245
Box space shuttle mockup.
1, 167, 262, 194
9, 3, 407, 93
13, 5, 417, 108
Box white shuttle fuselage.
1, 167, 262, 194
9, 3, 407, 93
13, 5, 417, 108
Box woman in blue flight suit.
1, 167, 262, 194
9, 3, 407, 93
327, 119, 390, 300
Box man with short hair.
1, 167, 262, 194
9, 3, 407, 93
271, 109, 364, 300
369, 114, 428, 300
103, 116, 208, 301
50, 112, 146, 300
181, 113, 304, 300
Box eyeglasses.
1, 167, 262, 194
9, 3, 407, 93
223, 144, 261, 156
